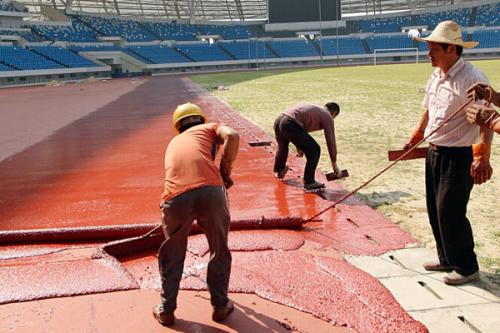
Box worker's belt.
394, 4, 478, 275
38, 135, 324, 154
428, 143, 471, 152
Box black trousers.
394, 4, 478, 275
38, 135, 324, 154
273, 114, 320, 184
425, 146, 478, 276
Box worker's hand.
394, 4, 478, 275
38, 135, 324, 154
467, 83, 497, 104
220, 159, 234, 189
470, 144, 493, 185
222, 174, 234, 189
404, 129, 424, 149
466, 104, 500, 130
295, 147, 304, 158
332, 162, 342, 176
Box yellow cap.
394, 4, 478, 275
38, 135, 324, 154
172, 102, 205, 132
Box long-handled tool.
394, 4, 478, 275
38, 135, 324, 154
305, 97, 474, 223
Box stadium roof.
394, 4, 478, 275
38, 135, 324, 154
12, 0, 482, 21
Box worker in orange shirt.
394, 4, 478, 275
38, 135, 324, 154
466, 83, 500, 134
153, 102, 239, 326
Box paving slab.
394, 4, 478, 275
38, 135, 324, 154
347, 247, 500, 332
409, 302, 500, 333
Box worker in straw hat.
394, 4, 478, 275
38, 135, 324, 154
153, 102, 239, 326
466, 82, 500, 134
405, 20, 494, 285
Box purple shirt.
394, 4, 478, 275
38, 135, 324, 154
283, 103, 337, 162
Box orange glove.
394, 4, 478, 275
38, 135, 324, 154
470, 144, 493, 185
404, 129, 424, 149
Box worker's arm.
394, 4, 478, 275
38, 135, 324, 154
216, 125, 240, 189
404, 109, 429, 149
466, 104, 500, 134
322, 119, 340, 173
471, 126, 494, 185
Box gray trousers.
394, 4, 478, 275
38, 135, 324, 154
158, 185, 231, 312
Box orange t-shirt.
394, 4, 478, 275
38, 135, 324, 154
161, 123, 224, 202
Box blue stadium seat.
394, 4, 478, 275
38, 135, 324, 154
74, 15, 157, 42
0, 46, 63, 70
366, 34, 414, 52
127, 45, 190, 63
321, 37, 365, 55
29, 46, 100, 68
140, 21, 198, 41
31, 20, 98, 42
475, 3, 500, 27
473, 29, 500, 48
176, 43, 233, 61
268, 39, 318, 58
220, 40, 274, 59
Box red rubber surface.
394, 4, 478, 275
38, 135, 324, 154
0, 77, 425, 332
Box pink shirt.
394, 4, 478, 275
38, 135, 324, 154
161, 123, 224, 202
283, 103, 337, 162
422, 57, 488, 146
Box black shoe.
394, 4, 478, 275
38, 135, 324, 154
212, 300, 234, 323
423, 261, 453, 272
153, 304, 175, 326
304, 181, 325, 190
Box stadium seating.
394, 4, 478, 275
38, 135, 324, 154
199, 24, 252, 40
220, 40, 274, 59
74, 15, 157, 42
127, 45, 190, 64
0, 45, 63, 70
140, 21, 198, 41
0, 62, 16, 71
29, 46, 100, 68
31, 20, 98, 42
366, 34, 414, 52
475, 3, 500, 27
268, 39, 318, 58
176, 43, 233, 61
473, 29, 500, 48
415, 7, 471, 28
0, 29, 45, 42
357, 16, 412, 33
321, 37, 365, 55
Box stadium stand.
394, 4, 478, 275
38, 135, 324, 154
0, 45, 63, 70
29, 46, 100, 68
475, 3, 500, 26
0, 29, 45, 42
321, 37, 366, 56
268, 39, 318, 58
74, 15, 157, 42
199, 24, 252, 40
30, 21, 98, 42
140, 21, 198, 41
0, 1, 498, 85
176, 43, 233, 61
357, 16, 412, 33
126, 45, 190, 64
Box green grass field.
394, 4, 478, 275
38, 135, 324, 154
190, 60, 499, 281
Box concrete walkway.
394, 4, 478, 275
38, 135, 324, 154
347, 247, 500, 333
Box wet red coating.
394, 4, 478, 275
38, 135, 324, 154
0, 247, 138, 304
187, 230, 305, 256
121, 248, 427, 332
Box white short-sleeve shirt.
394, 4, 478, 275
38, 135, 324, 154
422, 57, 489, 147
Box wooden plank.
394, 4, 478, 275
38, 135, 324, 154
388, 147, 428, 161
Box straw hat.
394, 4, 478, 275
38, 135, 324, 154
414, 20, 478, 48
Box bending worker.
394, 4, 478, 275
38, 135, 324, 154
154, 102, 239, 326
273, 102, 342, 190
466, 83, 500, 134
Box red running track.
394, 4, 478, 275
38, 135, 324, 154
0, 76, 426, 332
